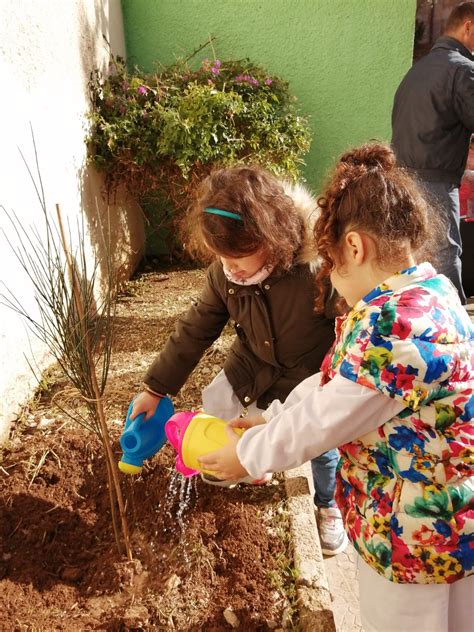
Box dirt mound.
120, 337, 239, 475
0, 266, 297, 630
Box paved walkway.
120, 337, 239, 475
305, 470, 363, 631
324, 546, 362, 632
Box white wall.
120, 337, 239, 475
0, 0, 145, 443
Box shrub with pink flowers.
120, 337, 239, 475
87, 47, 310, 253
87, 46, 311, 217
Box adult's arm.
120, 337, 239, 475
454, 63, 474, 131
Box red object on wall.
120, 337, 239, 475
460, 142, 474, 219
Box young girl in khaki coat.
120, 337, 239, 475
131, 165, 346, 554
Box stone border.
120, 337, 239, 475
284, 463, 336, 632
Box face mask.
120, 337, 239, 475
222, 262, 274, 285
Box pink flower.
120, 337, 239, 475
264, 78, 273, 85
233, 73, 259, 87
211, 66, 220, 76
137, 85, 147, 95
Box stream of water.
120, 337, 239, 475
161, 471, 198, 562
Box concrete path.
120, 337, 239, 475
324, 546, 362, 632
302, 465, 363, 631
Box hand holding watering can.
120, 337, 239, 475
118, 394, 242, 478
118, 395, 174, 474
199, 415, 268, 481
118, 391, 266, 482
165, 411, 249, 483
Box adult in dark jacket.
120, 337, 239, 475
131, 166, 347, 555
392, 2, 474, 303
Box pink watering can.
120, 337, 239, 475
165, 411, 244, 477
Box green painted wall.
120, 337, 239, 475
121, 0, 415, 193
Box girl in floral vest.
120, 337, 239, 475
200, 143, 473, 632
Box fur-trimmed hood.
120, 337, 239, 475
281, 180, 321, 268
282, 180, 339, 318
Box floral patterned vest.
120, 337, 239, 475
321, 263, 473, 584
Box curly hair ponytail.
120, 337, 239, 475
314, 142, 443, 312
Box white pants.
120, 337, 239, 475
358, 556, 474, 632
202, 370, 263, 418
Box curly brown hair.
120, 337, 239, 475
182, 165, 305, 270
314, 142, 443, 311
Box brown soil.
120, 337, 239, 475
0, 265, 298, 631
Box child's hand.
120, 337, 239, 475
130, 391, 162, 420
227, 415, 266, 430
198, 425, 249, 480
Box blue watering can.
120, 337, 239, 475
118, 396, 174, 474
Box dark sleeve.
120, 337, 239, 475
144, 264, 229, 395
453, 63, 474, 131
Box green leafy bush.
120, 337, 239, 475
88, 49, 311, 207
87, 48, 311, 260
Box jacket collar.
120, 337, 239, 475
353, 262, 437, 311
432, 36, 474, 61
222, 262, 298, 293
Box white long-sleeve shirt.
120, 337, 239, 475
236, 372, 406, 479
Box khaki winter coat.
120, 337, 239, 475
144, 184, 335, 409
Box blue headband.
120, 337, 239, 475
204, 207, 243, 221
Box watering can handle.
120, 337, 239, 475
165, 411, 197, 449
127, 411, 147, 431
165, 418, 181, 450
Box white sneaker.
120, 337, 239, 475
316, 506, 348, 556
